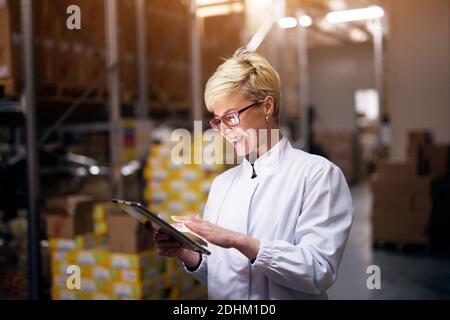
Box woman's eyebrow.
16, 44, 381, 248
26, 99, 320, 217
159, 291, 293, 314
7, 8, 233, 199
215, 108, 237, 117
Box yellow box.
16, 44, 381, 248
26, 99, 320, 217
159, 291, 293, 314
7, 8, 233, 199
51, 288, 82, 300
92, 203, 108, 221
49, 233, 96, 251
101, 249, 158, 270
119, 264, 162, 283
51, 261, 71, 278
80, 277, 110, 294
108, 280, 154, 300
94, 221, 108, 236
51, 275, 69, 290
51, 250, 75, 265
91, 265, 119, 281
71, 249, 104, 266
151, 168, 170, 181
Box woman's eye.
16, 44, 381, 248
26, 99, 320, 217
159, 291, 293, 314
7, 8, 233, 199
226, 115, 239, 125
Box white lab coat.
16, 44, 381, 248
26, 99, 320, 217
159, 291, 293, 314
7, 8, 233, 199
184, 137, 354, 300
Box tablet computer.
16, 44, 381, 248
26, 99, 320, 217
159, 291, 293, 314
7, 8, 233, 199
112, 199, 211, 256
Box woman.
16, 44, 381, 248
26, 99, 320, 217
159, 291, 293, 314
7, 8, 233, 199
155, 48, 354, 299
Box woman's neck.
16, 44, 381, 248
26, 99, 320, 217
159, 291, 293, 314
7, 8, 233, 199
246, 130, 283, 162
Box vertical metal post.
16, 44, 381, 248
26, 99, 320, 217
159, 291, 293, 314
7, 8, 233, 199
105, 0, 123, 197
297, 10, 310, 151
21, 0, 41, 299
135, 0, 148, 118
190, 0, 203, 122
370, 18, 384, 149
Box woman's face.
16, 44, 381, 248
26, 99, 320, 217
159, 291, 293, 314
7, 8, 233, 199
211, 93, 274, 157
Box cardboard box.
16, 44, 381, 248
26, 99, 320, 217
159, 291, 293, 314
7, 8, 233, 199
48, 233, 96, 251
375, 161, 417, 180
44, 195, 94, 238
107, 213, 154, 254
426, 145, 450, 177
371, 177, 431, 244
407, 130, 433, 158
101, 249, 161, 270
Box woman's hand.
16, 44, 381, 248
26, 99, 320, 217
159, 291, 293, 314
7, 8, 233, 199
171, 215, 238, 248
171, 215, 261, 260
148, 223, 200, 268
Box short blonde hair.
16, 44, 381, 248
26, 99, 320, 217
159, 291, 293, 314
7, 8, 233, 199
204, 48, 281, 119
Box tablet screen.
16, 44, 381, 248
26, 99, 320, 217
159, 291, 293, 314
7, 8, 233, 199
112, 199, 211, 255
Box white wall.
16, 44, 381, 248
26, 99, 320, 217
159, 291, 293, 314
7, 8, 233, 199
308, 43, 375, 132
388, 0, 450, 159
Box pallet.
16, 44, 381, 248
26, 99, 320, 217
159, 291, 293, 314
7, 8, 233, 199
372, 239, 431, 253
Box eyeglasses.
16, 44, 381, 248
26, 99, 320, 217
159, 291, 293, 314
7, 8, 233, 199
209, 100, 264, 131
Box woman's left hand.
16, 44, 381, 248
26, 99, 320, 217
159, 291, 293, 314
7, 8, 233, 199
171, 215, 238, 248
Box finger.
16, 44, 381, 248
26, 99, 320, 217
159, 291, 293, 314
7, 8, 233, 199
159, 248, 179, 257
156, 241, 181, 248
171, 215, 202, 223
184, 221, 201, 233
171, 215, 193, 222
144, 221, 158, 235
170, 222, 190, 232
184, 222, 208, 242
156, 233, 170, 241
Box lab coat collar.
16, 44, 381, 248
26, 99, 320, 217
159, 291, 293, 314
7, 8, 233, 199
242, 136, 290, 179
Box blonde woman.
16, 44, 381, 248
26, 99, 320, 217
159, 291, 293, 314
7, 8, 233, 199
155, 48, 354, 300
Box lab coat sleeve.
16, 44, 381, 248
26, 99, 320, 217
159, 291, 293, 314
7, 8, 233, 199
252, 164, 354, 295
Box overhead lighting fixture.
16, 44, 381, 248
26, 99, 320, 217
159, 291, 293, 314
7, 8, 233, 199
196, 2, 244, 18
327, 6, 384, 23
318, 18, 334, 32
328, 0, 346, 11
298, 15, 312, 27
121, 160, 142, 176
196, 0, 230, 5
350, 28, 369, 42
89, 165, 100, 175
278, 17, 297, 29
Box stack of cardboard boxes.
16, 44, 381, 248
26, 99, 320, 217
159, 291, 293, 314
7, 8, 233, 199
0, 0, 191, 108
144, 135, 225, 221
371, 131, 450, 247
45, 195, 207, 299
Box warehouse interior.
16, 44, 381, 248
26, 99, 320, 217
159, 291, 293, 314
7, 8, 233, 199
0, 0, 449, 300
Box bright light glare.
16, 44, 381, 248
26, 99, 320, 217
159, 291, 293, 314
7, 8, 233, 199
196, 3, 244, 17
89, 166, 100, 175
278, 17, 297, 29
298, 15, 312, 27
327, 6, 384, 23
350, 28, 369, 42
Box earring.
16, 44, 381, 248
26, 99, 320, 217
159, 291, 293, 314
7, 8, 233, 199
265, 116, 269, 123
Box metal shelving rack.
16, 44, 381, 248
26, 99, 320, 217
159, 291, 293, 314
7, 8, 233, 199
6, 0, 203, 299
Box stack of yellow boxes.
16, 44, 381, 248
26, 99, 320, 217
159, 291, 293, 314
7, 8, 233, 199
50, 132, 224, 300
50, 246, 169, 300
92, 202, 110, 238
144, 133, 225, 219
143, 133, 225, 298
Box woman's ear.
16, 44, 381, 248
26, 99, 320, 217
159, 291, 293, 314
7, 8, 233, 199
264, 96, 275, 118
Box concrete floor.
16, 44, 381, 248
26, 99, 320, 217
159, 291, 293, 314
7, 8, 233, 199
328, 183, 450, 300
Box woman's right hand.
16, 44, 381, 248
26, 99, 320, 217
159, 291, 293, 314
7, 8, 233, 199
153, 231, 201, 269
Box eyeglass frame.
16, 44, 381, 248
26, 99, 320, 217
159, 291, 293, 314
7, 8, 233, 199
209, 100, 265, 131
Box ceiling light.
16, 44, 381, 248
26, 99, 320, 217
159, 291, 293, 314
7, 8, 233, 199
327, 6, 384, 23
278, 17, 297, 29
298, 15, 312, 27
